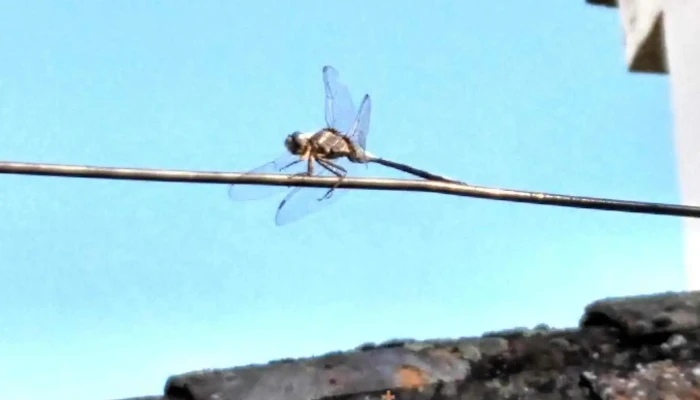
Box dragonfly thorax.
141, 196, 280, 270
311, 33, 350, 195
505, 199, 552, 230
310, 128, 369, 162
285, 129, 367, 162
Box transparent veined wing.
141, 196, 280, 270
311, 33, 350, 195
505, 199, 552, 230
323, 66, 372, 152
346, 94, 371, 151
228, 153, 309, 201
274, 156, 362, 225
323, 66, 356, 135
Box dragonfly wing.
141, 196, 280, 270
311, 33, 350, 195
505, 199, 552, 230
323, 66, 356, 135
228, 153, 307, 201
274, 157, 359, 226
346, 94, 372, 150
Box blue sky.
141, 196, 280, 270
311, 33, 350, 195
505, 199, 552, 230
0, 2, 686, 400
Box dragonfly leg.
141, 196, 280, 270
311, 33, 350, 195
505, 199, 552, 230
281, 159, 303, 171
286, 157, 314, 178
316, 158, 347, 201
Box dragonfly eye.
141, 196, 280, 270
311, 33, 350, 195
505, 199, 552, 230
285, 132, 302, 154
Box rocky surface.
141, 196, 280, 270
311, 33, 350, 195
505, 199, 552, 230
114, 291, 700, 400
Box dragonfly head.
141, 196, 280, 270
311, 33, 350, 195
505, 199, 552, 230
284, 131, 310, 155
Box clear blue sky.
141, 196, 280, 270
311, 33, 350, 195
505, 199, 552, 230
0, 2, 686, 400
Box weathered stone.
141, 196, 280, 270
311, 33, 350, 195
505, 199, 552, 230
478, 337, 509, 357
456, 343, 481, 362
115, 291, 700, 400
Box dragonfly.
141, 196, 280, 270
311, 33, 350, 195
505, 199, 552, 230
229, 66, 457, 225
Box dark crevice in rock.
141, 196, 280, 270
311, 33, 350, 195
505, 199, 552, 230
163, 384, 194, 400
580, 311, 624, 331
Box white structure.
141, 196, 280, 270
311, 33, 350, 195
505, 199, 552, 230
589, 0, 700, 289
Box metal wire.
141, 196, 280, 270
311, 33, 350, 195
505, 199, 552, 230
0, 160, 697, 218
